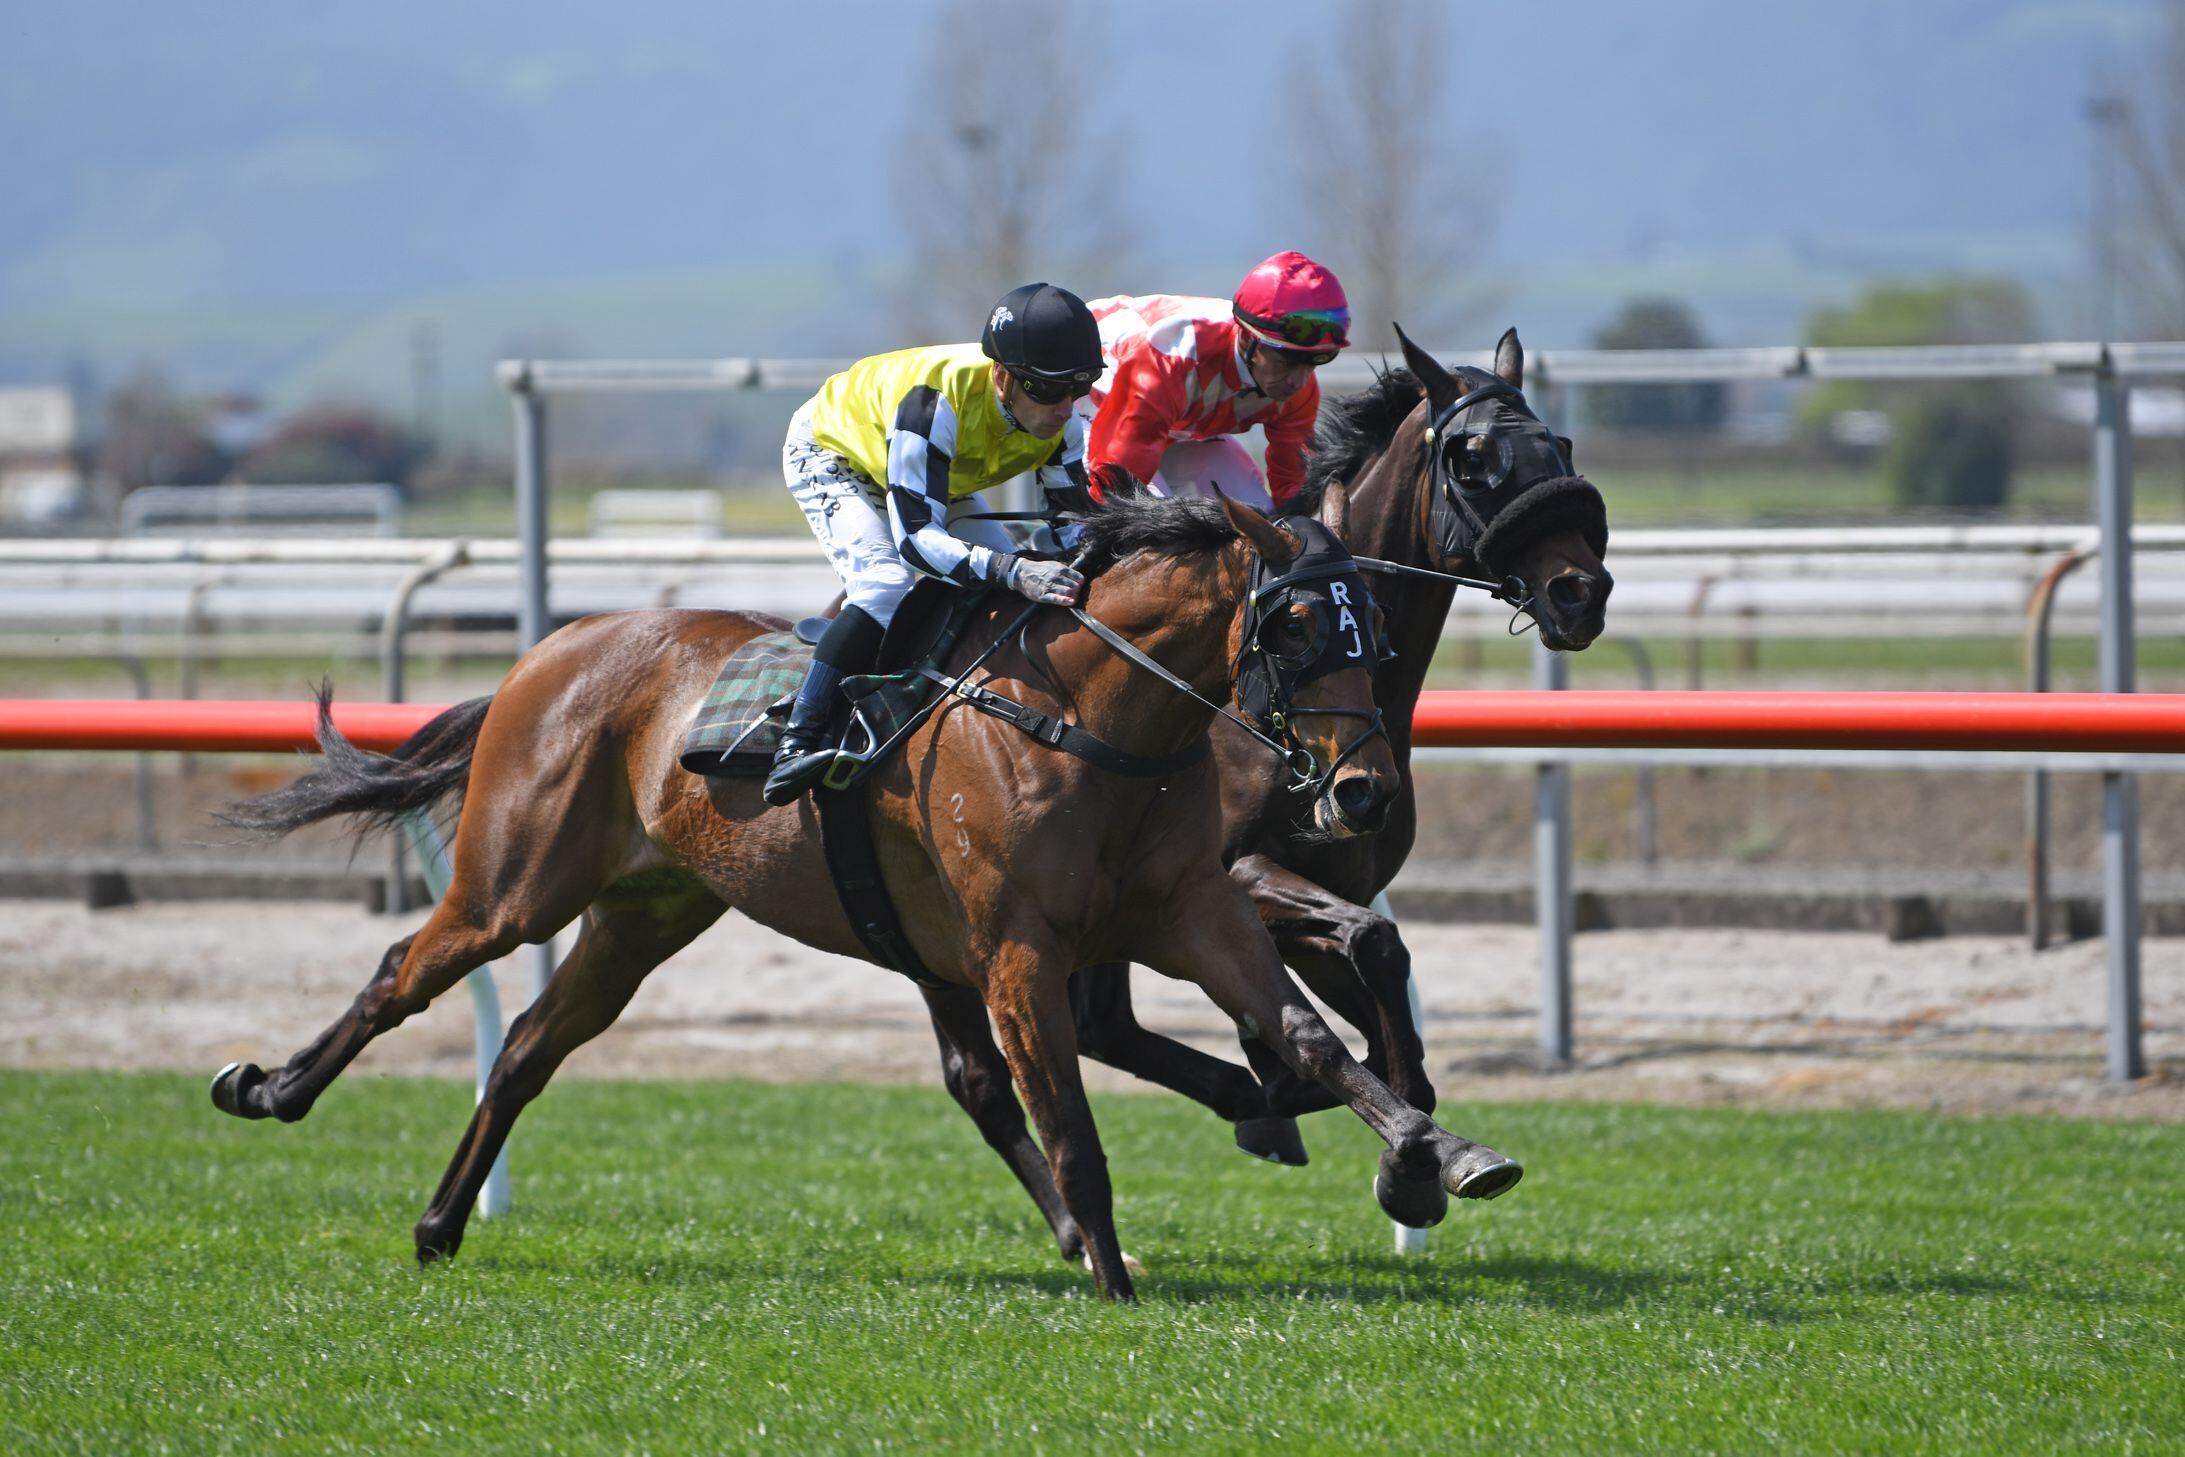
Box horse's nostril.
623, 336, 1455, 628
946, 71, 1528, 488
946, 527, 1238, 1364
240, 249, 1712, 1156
1332, 775, 1391, 832
1549, 574, 1592, 612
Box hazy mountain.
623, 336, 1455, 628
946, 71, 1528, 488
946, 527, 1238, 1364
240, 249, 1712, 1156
0, 0, 2163, 413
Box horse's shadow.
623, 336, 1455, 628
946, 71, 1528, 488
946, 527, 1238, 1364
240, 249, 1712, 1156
463, 1236, 2128, 1325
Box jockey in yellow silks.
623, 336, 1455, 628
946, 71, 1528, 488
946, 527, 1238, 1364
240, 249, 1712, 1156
763, 282, 1104, 805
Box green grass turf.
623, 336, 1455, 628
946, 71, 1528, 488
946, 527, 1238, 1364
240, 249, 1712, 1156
2, 1071, 2179, 1454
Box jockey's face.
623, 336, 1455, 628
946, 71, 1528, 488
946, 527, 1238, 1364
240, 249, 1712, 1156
1246, 342, 1320, 403
994, 364, 1077, 439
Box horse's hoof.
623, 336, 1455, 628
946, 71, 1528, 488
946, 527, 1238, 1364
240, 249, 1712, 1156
1443, 1145, 1524, 1201
414, 1223, 462, 1266
1374, 1150, 1449, 1229
1081, 1250, 1148, 1279
209, 1061, 268, 1119
1235, 1116, 1309, 1167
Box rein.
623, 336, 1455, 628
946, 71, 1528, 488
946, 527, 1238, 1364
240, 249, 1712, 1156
875, 534, 1387, 796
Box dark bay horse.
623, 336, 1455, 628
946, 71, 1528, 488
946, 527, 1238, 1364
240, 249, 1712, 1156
927, 328, 1613, 1235
212, 492, 1523, 1300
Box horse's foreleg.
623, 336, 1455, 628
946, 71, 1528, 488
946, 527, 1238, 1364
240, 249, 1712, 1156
413, 876, 725, 1264
1230, 854, 1436, 1118
982, 939, 1134, 1301
923, 983, 1085, 1265
1146, 877, 1519, 1220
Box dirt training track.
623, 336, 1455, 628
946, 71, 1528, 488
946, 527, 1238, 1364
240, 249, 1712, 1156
3, 900, 2178, 1120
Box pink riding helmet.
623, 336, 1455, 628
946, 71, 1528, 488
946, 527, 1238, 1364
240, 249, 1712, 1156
1232, 250, 1352, 353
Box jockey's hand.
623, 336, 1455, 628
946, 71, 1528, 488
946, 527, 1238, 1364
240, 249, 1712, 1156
1007, 556, 1085, 607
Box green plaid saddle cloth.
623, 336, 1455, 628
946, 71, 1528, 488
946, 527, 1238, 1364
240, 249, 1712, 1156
678, 631, 811, 777
678, 630, 948, 782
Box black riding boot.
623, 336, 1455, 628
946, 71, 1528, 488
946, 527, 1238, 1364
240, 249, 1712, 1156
762, 605, 883, 807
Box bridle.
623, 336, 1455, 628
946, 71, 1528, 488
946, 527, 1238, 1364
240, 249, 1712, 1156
1063, 516, 1391, 798
1349, 374, 1605, 632
1228, 518, 1392, 795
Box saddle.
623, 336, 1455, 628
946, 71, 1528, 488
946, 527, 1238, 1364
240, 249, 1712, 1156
676, 580, 988, 784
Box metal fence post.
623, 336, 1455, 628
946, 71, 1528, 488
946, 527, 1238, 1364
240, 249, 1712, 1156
503, 364, 561, 1005
507, 364, 551, 651
381, 542, 469, 914
2093, 363, 2145, 1080
1531, 373, 1576, 1064
1534, 637, 1574, 1064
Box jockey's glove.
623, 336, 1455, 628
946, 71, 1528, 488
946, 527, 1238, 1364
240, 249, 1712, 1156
1004, 555, 1085, 607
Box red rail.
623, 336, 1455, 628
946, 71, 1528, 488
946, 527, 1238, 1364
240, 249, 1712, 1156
0, 699, 442, 753
2, 692, 2184, 756
1408, 691, 2185, 753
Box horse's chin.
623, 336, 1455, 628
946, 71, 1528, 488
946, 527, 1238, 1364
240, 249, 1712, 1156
1311, 794, 1361, 842
1535, 615, 1604, 653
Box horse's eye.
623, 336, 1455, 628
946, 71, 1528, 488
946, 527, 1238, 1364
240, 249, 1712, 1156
1268, 606, 1313, 654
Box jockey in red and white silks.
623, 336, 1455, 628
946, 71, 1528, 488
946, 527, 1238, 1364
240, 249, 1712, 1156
1081, 251, 1353, 512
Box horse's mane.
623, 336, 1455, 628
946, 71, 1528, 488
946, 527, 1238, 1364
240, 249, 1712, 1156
1069, 492, 1236, 574
1300, 362, 1503, 505
1302, 366, 1426, 508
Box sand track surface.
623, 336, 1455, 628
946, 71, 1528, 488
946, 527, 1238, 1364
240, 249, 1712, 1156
4, 900, 2178, 1120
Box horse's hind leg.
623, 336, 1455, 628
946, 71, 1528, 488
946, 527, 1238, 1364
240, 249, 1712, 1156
213, 815, 613, 1125
1070, 964, 1269, 1122
1068, 965, 1303, 1165
211, 895, 547, 1124
924, 983, 1084, 1265
413, 874, 725, 1264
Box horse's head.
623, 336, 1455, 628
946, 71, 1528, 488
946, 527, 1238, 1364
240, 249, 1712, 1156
1393, 324, 1612, 651
1218, 490, 1401, 839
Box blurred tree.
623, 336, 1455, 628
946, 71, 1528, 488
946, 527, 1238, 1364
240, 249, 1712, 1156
2115, 0, 2185, 334
889, 1, 1132, 340
1800, 278, 2034, 511
95, 368, 228, 514
1276, 0, 1493, 353
235, 405, 429, 490
1588, 298, 1727, 434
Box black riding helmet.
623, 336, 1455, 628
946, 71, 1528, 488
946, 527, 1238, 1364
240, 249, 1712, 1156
981, 282, 1103, 384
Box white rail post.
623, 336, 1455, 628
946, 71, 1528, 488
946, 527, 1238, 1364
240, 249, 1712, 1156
2093, 361, 2145, 1080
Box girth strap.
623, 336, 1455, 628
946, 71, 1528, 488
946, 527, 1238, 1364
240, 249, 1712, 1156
915, 666, 1211, 778
813, 784, 952, 991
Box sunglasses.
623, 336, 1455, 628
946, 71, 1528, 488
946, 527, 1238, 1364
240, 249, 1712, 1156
1240, 305, 1351, 351
1011, 372, 1095, 406
1265, 344, 1339, 369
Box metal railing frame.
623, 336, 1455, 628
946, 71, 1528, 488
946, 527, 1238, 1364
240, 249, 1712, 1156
493, 342, 2171, 1080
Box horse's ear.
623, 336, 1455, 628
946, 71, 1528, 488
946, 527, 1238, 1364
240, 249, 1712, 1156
1317, 476, 1351, 544
1392, 321, 1460, 416
1219, 490, 1298, 563
1494, 327, 1524, 388
1557, 434, 1574, 468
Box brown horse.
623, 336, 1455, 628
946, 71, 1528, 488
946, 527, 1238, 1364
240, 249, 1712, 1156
926, 328, 1613, 1235
212, 491, 1524, 1300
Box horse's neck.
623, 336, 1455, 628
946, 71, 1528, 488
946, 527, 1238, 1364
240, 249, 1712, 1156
1044, 553, 1241, 753
1348, 439, 1456, 736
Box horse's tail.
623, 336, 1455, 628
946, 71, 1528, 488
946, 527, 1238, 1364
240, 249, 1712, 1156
218, 683, 494, 842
